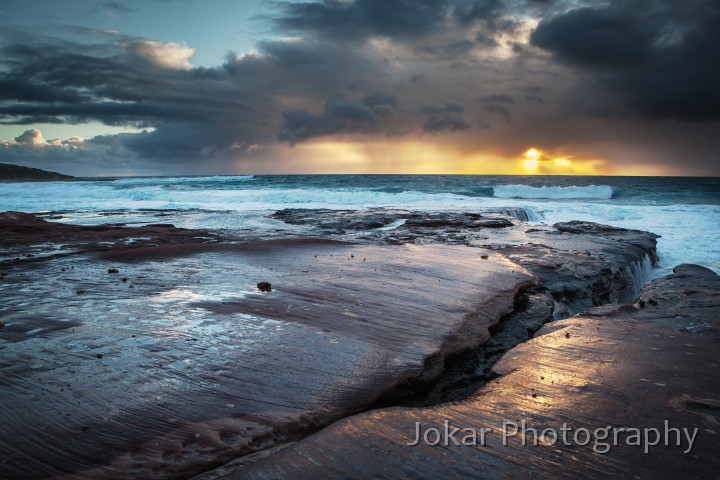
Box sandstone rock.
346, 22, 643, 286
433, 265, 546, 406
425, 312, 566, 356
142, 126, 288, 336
235, 265, 720, 480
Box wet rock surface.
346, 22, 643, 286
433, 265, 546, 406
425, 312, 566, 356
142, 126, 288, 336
0, 210, 679, 479
555, 220, 661, 265
0, 211, 219, 266
403, 213, 513, 229
635, 263, 720, 335
0, 216, 535, 479
232, 267, 720, 480
271, 208, 406, 232
272, 208, 518, 237
271, 208, 660, 409
272, 208, 658, 316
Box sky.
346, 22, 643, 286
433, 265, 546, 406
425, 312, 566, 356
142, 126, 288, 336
0, 0, 719, 176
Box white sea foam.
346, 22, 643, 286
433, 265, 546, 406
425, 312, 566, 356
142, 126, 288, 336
493, 184, 613, 199
113, 175, 255, 185
0, 177, 718, 278
533, 201, 720, 277
0, 182, 501, 212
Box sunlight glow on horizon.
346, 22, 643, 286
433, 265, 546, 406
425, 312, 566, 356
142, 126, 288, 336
522, 148, 541, 174
517, 147, 612, 175
241, 140, 636, 176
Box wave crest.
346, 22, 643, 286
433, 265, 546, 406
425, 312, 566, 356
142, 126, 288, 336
114, 175, 255, 185
493, 184, 613, 200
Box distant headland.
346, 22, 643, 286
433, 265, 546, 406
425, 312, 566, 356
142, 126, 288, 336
0, 163, 75, 181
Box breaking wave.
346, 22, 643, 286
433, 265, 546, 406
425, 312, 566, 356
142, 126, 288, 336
113, 175, 255, 186
493, 184, 613, 200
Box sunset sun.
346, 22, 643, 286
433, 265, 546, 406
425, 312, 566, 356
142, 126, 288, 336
521, 148, 541, 173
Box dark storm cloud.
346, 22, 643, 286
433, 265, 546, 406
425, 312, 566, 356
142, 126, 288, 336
420, 101, 468, 132
520, 85, 545, 104
480, 94, 513, 104
452, 0, 522, 47
483, 105, 511, 123
1, 0, 719, 175
444, 39, 475, 55
257, 39, 335, 67
473, 31, 498, 49
531, 5, 655, 67
399, 0, 523, 54
0, 34, 277, 162
0, 30, 382, 165
531, 0, 720, 121
423, 116, 469, 132
418, 39, 476, 56
279, 94, 396, 143
0, 0, 536, 169
0, 78, 92, 104
524, 95, 544, 104
268, 0, 450, 40
362, 92, 397, 108
452, 0, 502, 26
420, 102, 463, 115
480, 94, 513, 123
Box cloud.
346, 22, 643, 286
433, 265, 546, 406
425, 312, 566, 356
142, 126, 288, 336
423, 115, 469, 132
0, 77, 92, 104
0, 1, 538, 170
2, 128, 84, 149
279, 94, 395, 143
480, 94, 514, 122
362, 92, 397, 109
0, 131, 140, 175
420, 101, 469, 132
94, 2, 138, 16
0, 129, 99, 174
14, 128, 46, 146
420, 102, 464, 115
480, 94, 513, 104
531, 0, 720, 121
453, 0, 503, 26
268, 0, 450, 40
0, 0, 719, 175
126, 39, 195, 70
443, 39, 475, 55
452, 0, 523, 49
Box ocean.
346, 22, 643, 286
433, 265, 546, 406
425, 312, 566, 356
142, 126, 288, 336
1, 174, 718, 276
